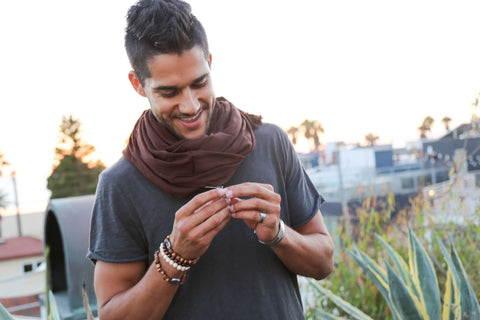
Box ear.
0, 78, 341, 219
128, 71, 146, 97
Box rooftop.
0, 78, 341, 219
0, 236, 43, 261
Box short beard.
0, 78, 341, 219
152, 101, 214, 140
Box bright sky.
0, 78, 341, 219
1, 0, 480, 214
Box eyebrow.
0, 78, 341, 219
152, 73, 209, 92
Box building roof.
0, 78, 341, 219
0, 236, 43, 261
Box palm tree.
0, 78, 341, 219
441, 116, 452, 132
301, 119, 324, 151
418, 116, 434, 139
287, 126, 299, 146
365, 132, 379, 146
418, 124, 428, 139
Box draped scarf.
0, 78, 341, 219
123, 97, 262, 198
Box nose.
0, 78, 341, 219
178, 87, 201, 114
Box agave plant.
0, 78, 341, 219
309, 227, 480, 320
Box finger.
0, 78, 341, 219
199, 207, 232, 240
178, 197, 229, 232
186, 206, 231, 246
225, 182, 278, 202
195, 198, 230, 225
171, 204, 230, 258
231, 209, 275, 225
176, 188, 226, 218
229, 196, 279, 216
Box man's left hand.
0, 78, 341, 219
225, 182, 281, 243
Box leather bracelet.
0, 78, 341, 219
258, 219, 285, 246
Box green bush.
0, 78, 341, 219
308, 228, 480, 319
303, 187, 480, 319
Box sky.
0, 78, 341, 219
1, 0, 480, 215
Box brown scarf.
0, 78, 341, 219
123, 97, 262, 198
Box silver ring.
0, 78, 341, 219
258, 212, 267, 224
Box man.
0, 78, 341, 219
87, 0, 334, 319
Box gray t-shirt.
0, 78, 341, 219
87, 123, 323, 320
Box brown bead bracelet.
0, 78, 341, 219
154, 250, 186, 285
162, 235, 199, 267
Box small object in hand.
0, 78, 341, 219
205, 185, 226, 198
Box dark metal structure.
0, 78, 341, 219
44, 195, 97, 319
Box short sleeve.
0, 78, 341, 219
87, 168, 148, 264
277, 128, 324, 229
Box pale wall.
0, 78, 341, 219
0, 211, 45, 240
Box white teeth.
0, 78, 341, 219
179, 111, 201, 121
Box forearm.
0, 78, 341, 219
272, 226, 334, 280
98, 262, 181, 320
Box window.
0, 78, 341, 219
22, 260, 44, 274
23, 264, 33, 273
401, 177, 414, 189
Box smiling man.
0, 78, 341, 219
87, 0, 334, 319
129, 47, 215, 139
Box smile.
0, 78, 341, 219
178, 110, 202, 122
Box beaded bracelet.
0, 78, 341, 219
160, 243, 191, 272
161, 235, 199, 268
154, 250, 186, 285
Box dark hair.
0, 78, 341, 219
125, 0, 209, 85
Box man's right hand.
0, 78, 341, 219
94, 187, 230, 320
169, 187, 230, 260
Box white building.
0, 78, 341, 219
0, 236, 45, 318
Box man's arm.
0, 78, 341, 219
94, 260, 182, 320
226, 182, 334, 280
271, 211, 334, 279
93, 188, 230, 320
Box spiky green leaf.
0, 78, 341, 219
308, 279, 374, 320
48, 290, 61, 320
449, 240, 480, 319
386, 263, 425, 320
442, 270, 461, 320
349, 246, 401, 320
436, 235, 474, 320
408, 227, 441, 319
313, 309, 345, 320
375, 234, 419, 297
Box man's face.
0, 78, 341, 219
130, 46, 215, 139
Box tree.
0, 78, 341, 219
364, 132, 379, 146
287, 126, 299, 145
47, 115, 106, 199
441, 116, 452, 132
301, 119, 324, 151
418, 115, 434, 139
